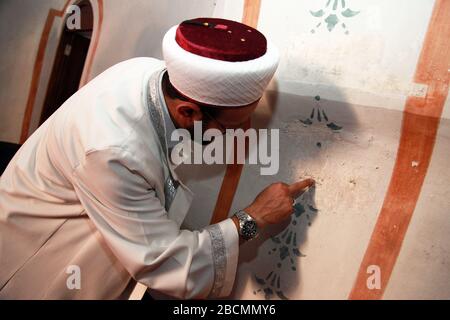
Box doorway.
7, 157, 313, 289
40, 1, 93, 124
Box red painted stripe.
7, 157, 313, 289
210, 0, 261, 224
349, 0, 450, 299
210, 119, 251, 224
210, 157, 246, 225
242, 0, 261, 28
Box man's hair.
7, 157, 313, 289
164, 73, 189, 102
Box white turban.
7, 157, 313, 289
162, 18, 279, 107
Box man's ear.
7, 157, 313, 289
174, 101, 203, 128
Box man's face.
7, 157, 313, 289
200, 100, 259, 133
162, 74, 260, 136
168, 98, 259, 136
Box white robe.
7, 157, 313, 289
0, 58, 239, 299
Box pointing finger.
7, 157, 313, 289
288, 178, 315, 198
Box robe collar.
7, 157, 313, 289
147, 67, 187, 180
158, 70, 178, 151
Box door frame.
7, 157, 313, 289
20, 0, 103, 143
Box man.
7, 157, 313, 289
0, 18, 313, 299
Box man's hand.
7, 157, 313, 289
243, 179, 315, 229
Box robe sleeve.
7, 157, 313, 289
72, 147, 239, 299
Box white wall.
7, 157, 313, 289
1, 0, 444, 144
0, 0, 218, 143
0, 0, 66, 143
88, 0, 217, 79
217, 0, 439, 115
181, 0, 450, 299
1, 0, 449, 300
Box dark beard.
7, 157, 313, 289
186, 120, 220, 146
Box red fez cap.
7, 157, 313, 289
162, 18, 279, 107
175, 18, 267, 62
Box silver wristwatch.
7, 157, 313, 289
234, 210, 259, 241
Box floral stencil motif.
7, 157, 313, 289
301, 96, 342, 132
310, 0, 360, 34
253, 191, 318, 300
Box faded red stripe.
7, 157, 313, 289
349, 0, 450, 299
210, 0, 261, 224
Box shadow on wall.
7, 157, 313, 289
231, 73, 358, 299
167, 66, 359, 299
90, 1, 217, 76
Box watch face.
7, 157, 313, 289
242, 220, 258, 240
